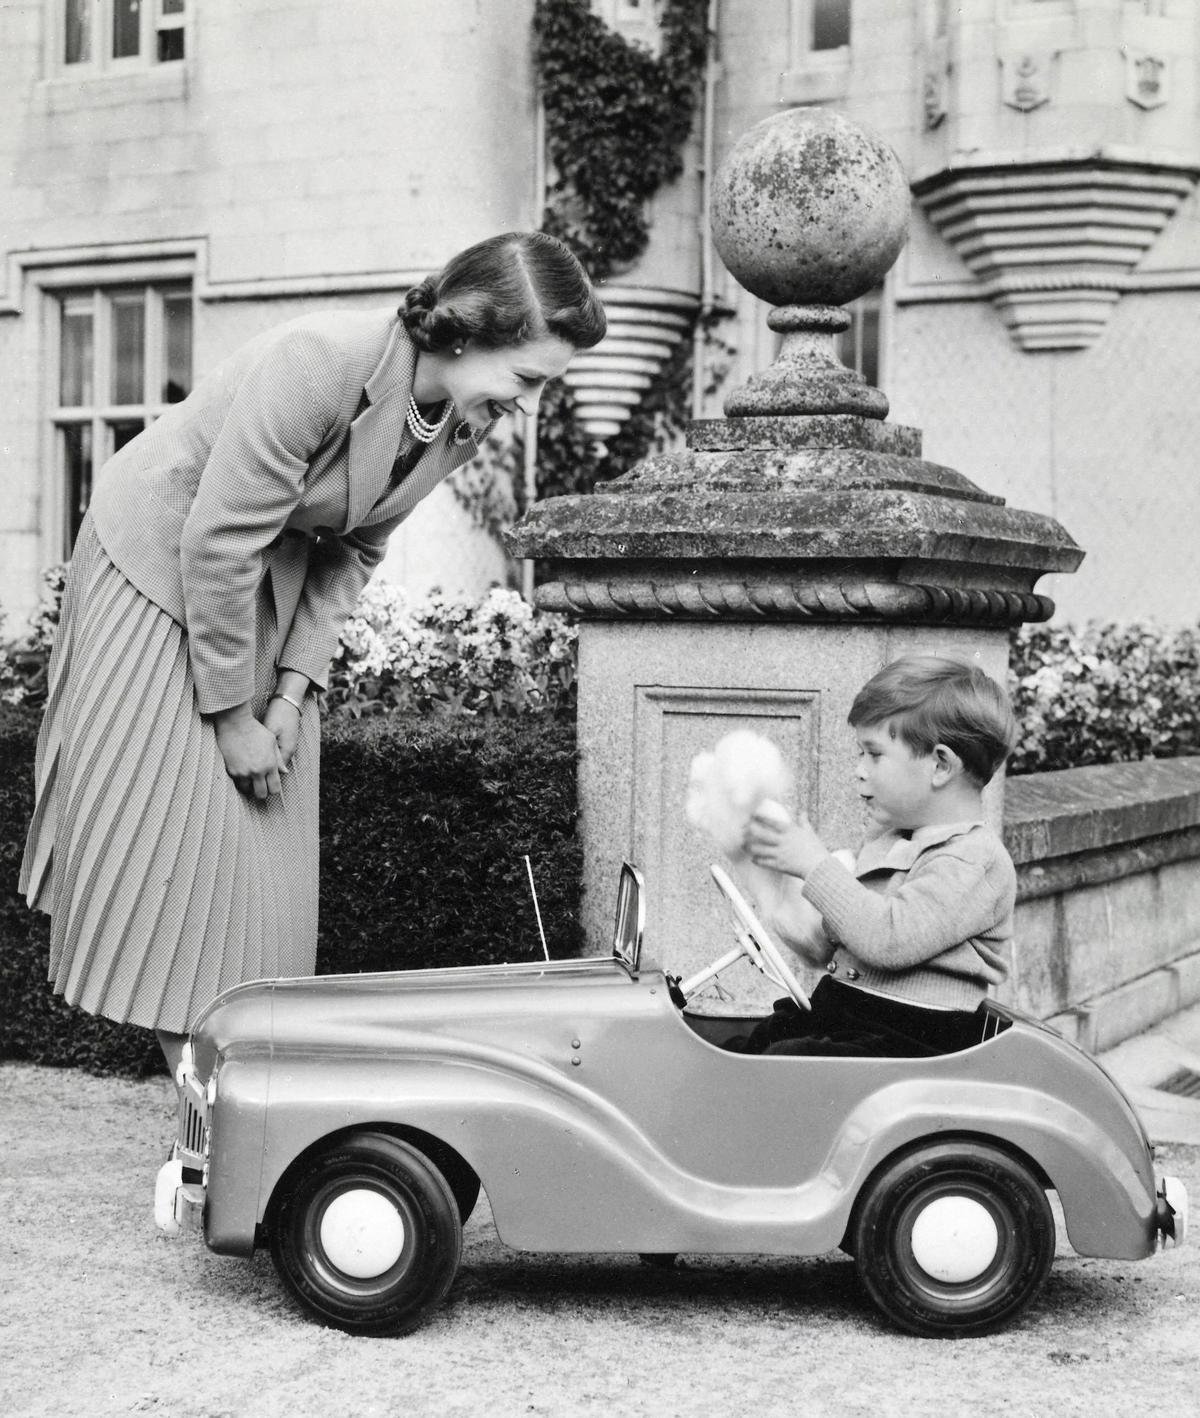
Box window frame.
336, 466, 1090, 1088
834, 283, 885, 392
42, 272, 194, 559
592, 0, 661, 52
780, 0, 852, 106
49, 0, 188, 79
806, 0, 852, 55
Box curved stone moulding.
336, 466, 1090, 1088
534, 577, 1054, 626
563, 285, 699, 440
914, 156, 1200, 350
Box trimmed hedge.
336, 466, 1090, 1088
0, 705, 581, 1075
1008, 621, 1200, 775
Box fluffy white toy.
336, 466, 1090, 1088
685, 730, 854, 965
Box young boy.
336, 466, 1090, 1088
734, 654, 1018, 1057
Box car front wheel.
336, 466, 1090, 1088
850, 1140, 1055, 1338
269, 1131, 462, 1336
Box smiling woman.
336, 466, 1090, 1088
18, 230, 605, 1081
401, 231, 606, 438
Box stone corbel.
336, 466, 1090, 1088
913, 154, 1200, 350
560, 285, 698, 441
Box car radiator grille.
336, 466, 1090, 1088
181, 1092, 206, 1156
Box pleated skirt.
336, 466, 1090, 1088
19, 517, 320, 1034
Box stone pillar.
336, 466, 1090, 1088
508, 108, 1083, 1002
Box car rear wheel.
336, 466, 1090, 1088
851, 1140, 1054, 1338
269, 1131, 462, 1336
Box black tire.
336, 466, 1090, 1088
268, 1131, 462, 1336
851, 1140, 1054, 1338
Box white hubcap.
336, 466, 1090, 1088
910, 1195, 1000, 1283
319, 1188, 407, 1279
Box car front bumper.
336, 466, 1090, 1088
154, 1042, 211, 1239
154, 1158, 205, 1237
1157, 1175, 1187, 1249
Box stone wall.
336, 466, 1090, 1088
1002, 758, 1200, 1052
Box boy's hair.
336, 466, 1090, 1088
848, 654, 1017, 786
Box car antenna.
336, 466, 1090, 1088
524, 854, 551, 962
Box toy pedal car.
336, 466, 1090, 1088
155, 861, 1186, 1339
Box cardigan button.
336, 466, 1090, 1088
826, 960, 838, 974
844, 967, 861, 981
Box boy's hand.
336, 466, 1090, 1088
745, 799, 829, 879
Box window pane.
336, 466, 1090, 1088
835, 288, 880, 388
63, 423, 93, 551
64, 0, 93, 64
158, 27, 185, 61
110, 419, 146, 453
812, 0, 851, 50
60, 304, 94, 407
162, 293, 192, 403
111, 295, 146, 405
858, 298, 880, 389
113, 0, 142, 59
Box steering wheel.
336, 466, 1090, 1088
677, 863, 811, 1010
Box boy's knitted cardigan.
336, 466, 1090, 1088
799, 820, 1017, 1012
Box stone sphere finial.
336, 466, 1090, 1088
711, 107, 910, 308
710, 108, 911, 418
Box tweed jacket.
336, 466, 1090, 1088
89, 308, 485, 714
798, 821, 1016, 1012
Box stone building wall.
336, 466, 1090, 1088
4, 0, 1199, 629
0, 0, 533, 624
708, 0, 1200, 627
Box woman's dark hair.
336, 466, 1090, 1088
400, 232, 606, 354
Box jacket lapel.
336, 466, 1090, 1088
362, 417, 497, 526
366, 424, 477, 523
345, 320, 415, 533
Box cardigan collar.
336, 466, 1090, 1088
855, 820, 986, 877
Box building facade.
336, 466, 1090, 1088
2, 0, 1198, 629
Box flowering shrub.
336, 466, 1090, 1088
1007, 621, 1200, 775
4, 563, 1199, 764
0, 565, 65, 707
325, 580, 578, 720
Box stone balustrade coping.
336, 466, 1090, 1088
1004, 757, 1200, 865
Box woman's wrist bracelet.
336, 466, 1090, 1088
270, 690, 306, 714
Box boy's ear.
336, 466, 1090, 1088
930, 743, 964, 785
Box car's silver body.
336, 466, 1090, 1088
165, 865, 1177, 1270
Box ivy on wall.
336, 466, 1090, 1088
529, 0, 710, 501
452, 1, 712, 531
532, 0, 709, 282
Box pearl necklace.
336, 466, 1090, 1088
405, 395, 452, 444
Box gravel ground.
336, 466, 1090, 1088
2, 1061, 1198, 1418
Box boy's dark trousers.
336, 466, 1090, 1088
727, 976, 986, 1057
